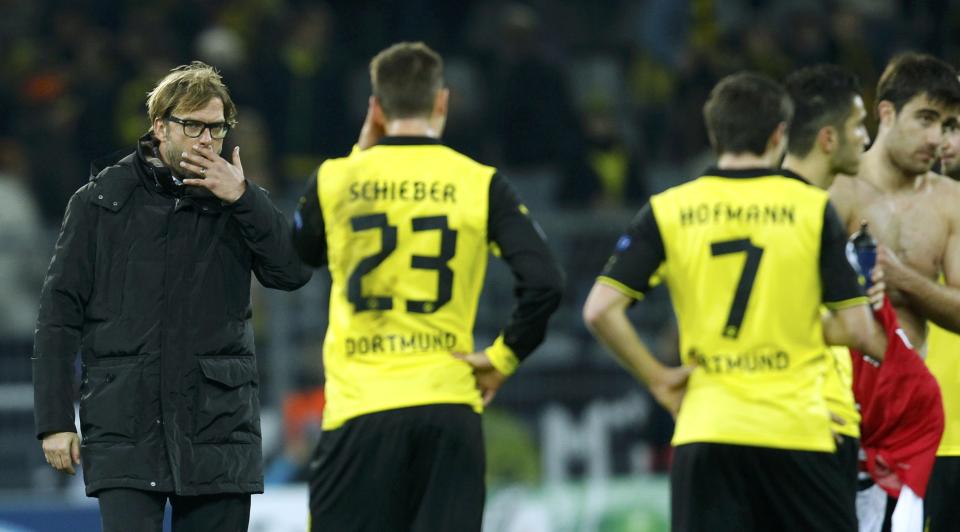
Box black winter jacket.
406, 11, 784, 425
32, 134, 312, 496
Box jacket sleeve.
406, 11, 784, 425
230, 181, 313, 290
485, 173, 565, 375
33, 188, 95, 438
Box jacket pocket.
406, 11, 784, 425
79, 363, 140, 442
193, 357, 260, 443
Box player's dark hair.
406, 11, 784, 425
876, 52, 960, 112
370, 42, 444, 120
785, 65, 862, 157
703, 72, 794, 156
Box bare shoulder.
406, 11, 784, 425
927, 172, 960, 193
928, 172, 960, 223
827, 174, 862, 223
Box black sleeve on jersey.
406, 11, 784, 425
820, 200, 865, 304
291, 174, 328, 267
599, 202, 665, 297
488, 173, 565, 361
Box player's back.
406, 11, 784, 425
317, 139, 496, 429
652, 168, 848, 452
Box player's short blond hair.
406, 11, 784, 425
146, 61, 238, 126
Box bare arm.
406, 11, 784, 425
583, 283, 691, 417
822, 304, 888, 361
878, 186, 960, 333
878, 249, 960, 334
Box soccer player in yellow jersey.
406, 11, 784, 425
583, 72, 888, 531
924, 111, 960, 530
827, 54, 960, 531
291, 42, 564, 531
782, 64, 871, 516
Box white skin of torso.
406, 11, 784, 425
831, 170, 957, 344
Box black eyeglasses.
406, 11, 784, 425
166, 115, 231, 139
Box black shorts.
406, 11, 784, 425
835, 435, 860, 514
924, 455, 960, 531
308, 403, 484, 532
671, 442, 857, 532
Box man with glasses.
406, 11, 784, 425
33, 61, 311, 531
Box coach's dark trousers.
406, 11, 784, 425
97, 488, 251, 532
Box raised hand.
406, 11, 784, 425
357, 97, 386, 150
181, 145, 247, 203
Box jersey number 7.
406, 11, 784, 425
710, 238, 764, 339
347, 212, 458, 314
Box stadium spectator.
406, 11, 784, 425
583, 71, 888, 530
0, 138, 44, 341
292, 42, 564, 531
32, 62, 311, 531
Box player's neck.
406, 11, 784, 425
782, 154, 832, 190
862, 146, 920, 192
716, 152, 776, 170
385, 119, 441, 138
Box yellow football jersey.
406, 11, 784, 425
928, 275, 960, 455
317, 141, 496, 429
823, 344, 860, 438
600, 168, 866, 451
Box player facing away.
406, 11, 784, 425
583, 72, 888, 532
291, 42, 564, 532
828, 53, 960, 531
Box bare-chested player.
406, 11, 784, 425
830, 53, 960, 347
830, 52, 960, 532
923, 111, 960, 531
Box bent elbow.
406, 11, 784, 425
582, 301, 604, 331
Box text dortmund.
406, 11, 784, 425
345, 331, 458, 356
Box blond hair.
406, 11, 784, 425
146, 61, 238, 126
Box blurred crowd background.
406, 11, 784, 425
2, 0, 960, 530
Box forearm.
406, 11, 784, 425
33, 306, 82, 437
821, 312, 847, 347
827, 305, 888, 361
586, 308, 666, 386
233, 183, 312, 289
897, 267, 960, 333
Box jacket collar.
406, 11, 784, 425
87, 132, 225, 213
